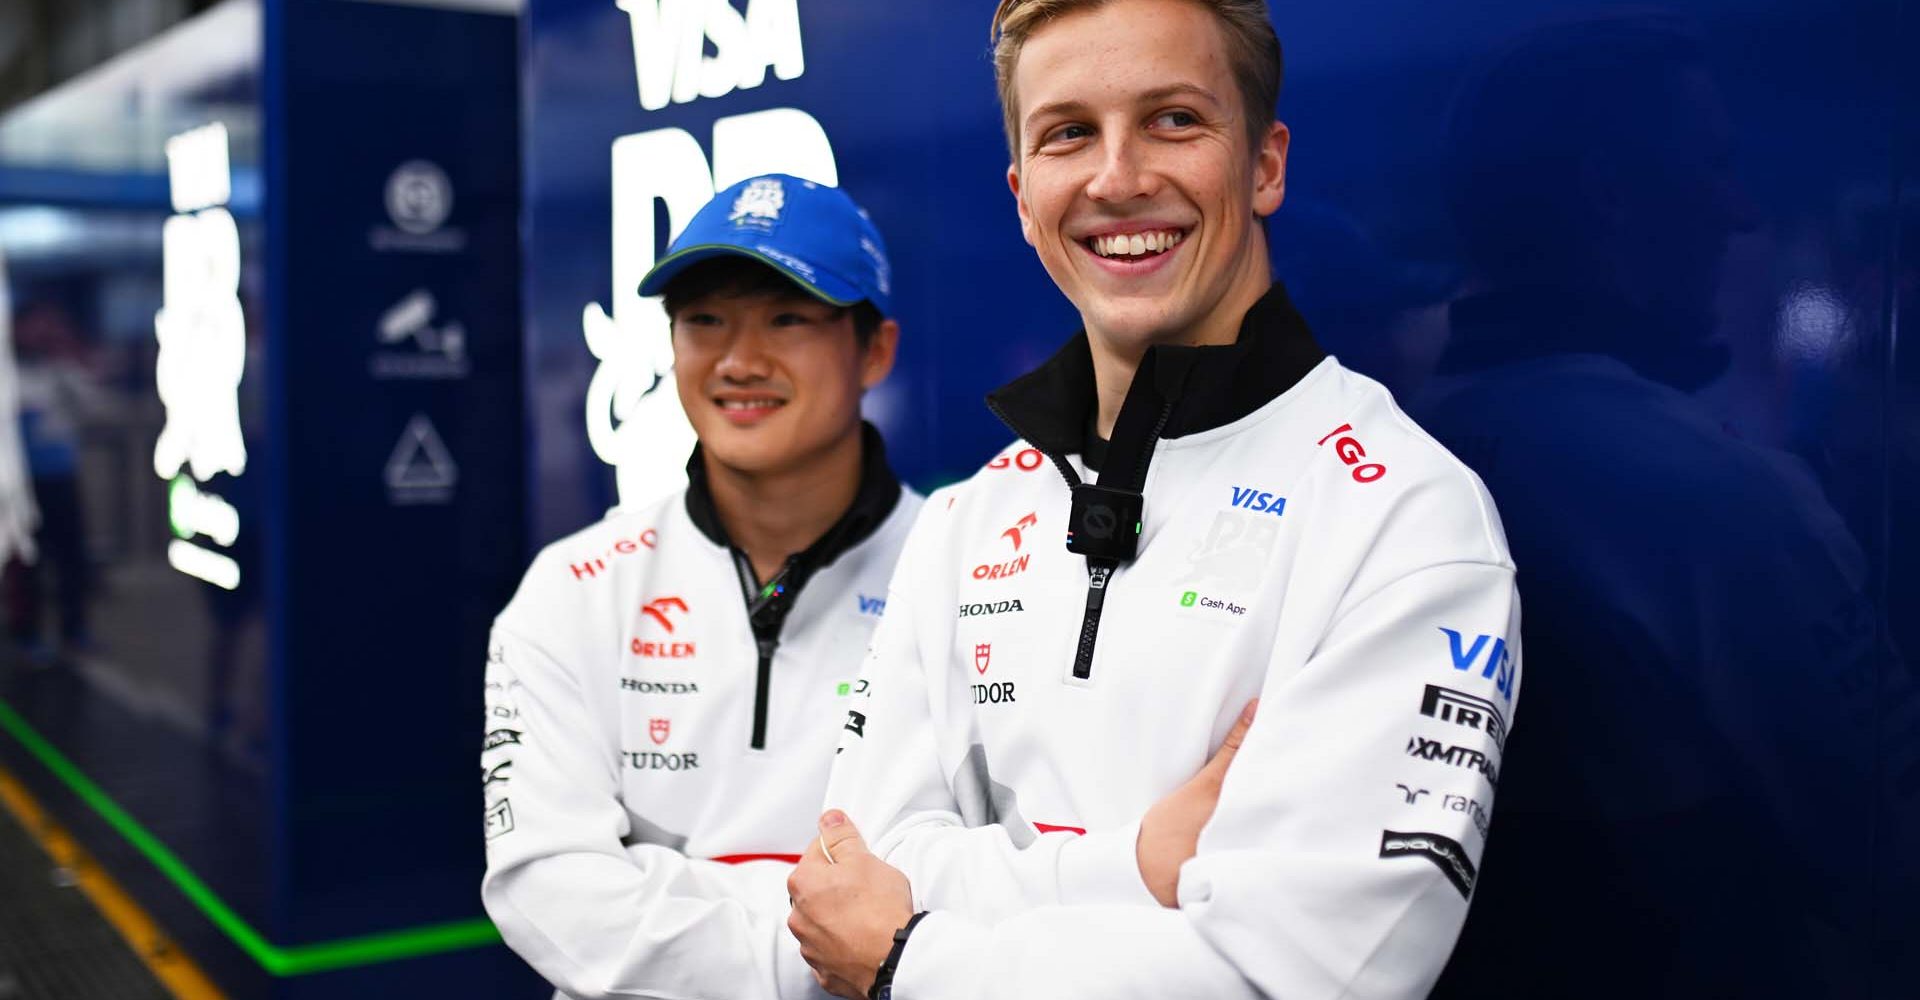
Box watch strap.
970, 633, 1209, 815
867, 911, 929, 1000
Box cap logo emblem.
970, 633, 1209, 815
729, 178, 785, 229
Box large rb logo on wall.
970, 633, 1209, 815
584, 0, 838, 507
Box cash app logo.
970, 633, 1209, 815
1180, 591, 1198, 607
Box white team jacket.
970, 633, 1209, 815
484, 440, 921, 1000
824, 285, 1521, 1000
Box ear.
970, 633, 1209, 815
860, 318, 901, 391
1251, 121, 1290, 218
1007, 162, 1037, 247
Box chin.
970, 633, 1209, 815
1080, 295, 1188, 348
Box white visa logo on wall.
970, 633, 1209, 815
584, 0, 837, 510
156, 122, 246, 590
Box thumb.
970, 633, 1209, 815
1197, 699, 1258, 782
818, 809, 870, 861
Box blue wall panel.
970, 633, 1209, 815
524, 1, 1917, 996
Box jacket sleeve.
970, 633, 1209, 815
874, 559, 1522, 1000
824, 498, 1159, 925
481, 624, 826, 1000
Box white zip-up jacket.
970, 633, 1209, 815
823, 285, 1521, 1000
484, 431, 921, 1000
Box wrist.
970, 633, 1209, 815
867, 911, 929, 1000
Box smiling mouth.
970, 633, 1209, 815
716, 398, 785, 413
1082, 228, 1188, 261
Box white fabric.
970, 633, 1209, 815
483, 487, 920, 1000
826, 358, 1520, 1000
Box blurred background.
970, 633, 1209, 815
0, 0, 1913, 997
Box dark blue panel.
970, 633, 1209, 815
275, 0, 523, 948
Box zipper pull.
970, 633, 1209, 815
1072, 561, 1116, 680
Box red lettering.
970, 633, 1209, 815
615, 539, 637, 554
988, 455, 1010, 470
629, 641, 697, 659
571, 560, 602, 580
1354, 463, 1386, 483
1335, 438, 1366, 464
1317, 423, 1354, 447
640, 529, 658, 548
1016, 448, 1043, 471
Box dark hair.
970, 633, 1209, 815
660, 256, 883, 345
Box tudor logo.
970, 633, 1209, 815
974, 643, 992, 675
641, 595, 689, 632
649, 717, 671, 745
1317, 423, 1386, 483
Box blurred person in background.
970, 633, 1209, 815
785, 2, 1518, 998
0, 248, 40, 594
1414, 12, 1920, 996
482, 174, 920, 1000
7, 295, 112, 666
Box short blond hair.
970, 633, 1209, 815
990, 0, 1283, 160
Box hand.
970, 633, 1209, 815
787, 810, 915, 999
1136, 699, 1258, 907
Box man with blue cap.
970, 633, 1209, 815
482, 174, 921, 1000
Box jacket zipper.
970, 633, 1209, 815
734, 552, 796, 751
984, 396, 1173, 681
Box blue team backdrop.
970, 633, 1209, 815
0, 0, 1912, 997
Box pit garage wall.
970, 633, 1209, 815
524, 0, 1918, 996
0, 0, 539, 997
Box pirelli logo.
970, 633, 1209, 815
1420, 684, 1508, 751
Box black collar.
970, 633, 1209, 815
684, 421, 903, 572
985, 281, 1326, 464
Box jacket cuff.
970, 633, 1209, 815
1055, 821, 1158, 907
892, 911, 985, 1000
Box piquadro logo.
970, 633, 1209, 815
586, 0, 836, 510
1440, 628, 1516, 703
1228, 486, 1286, 516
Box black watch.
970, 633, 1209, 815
867, 911, 929, 1000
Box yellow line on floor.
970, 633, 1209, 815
0, 764, 228, 1000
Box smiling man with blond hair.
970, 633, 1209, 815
784, 2, 1523, 998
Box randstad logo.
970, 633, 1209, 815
1229, 487, 1287, 516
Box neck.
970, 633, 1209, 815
704, 427, 864, 584
1086, 239, 1273, 438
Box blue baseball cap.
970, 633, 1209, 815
638, 174, 894, 318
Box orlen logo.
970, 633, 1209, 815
1228, 486, 1286, 516
1440, 628, 1515, 703
1317, 424, 1385, 483
973, 513, 1036, 581
987, 447, 1045, 473
632, 596, 695, 659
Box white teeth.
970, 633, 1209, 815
1088, 229, 1186, 259
719, 399, 781, 410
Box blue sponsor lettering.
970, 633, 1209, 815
1229, 486, 1287, 516
1439, 627, 1515, 702
858, 594, 886, 616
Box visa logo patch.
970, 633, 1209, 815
1440, 628, 1516, 703
857, 594, 886, 616
1229, 486, 1287, 516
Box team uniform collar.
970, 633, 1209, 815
683, 421, 903, 569
985, 281, 1327, 462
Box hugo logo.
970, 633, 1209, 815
1317, 424, 1386, 483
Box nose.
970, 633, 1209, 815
712, 324, 774, 382
1085, 131, 1154, 205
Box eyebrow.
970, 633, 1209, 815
1023, 82, 1224, 135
